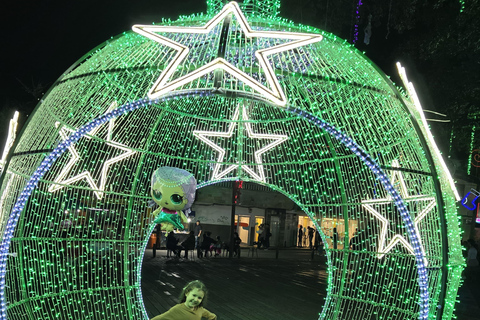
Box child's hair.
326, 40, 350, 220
180, 280, 208, 308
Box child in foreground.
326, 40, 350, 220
150, 280, 217, 320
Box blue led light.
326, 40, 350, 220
0, 94, 217, 320
461, 188, 480, 211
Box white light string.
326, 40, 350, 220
132, 1, 322, 106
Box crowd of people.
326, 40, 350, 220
165, 220, 242, 259
165, 219, 335, 259
165, 221, 329, 259
166, 230, 195, 258
297, 225, 324, 254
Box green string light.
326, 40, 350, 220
0, 1, 464, 320
468, 125, 476, 176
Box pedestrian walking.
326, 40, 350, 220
233, 232, 241, 257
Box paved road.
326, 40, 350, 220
141, 248, 479, 320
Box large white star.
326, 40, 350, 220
193, 104, 287, 182
132, 1, 322, 107
361, 160, 435, 265
48, 102, 136, 199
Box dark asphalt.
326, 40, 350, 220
141, 248, 479, 320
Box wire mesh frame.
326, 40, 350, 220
0, 5, 462, 320
0, 91, 443, 319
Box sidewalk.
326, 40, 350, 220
141, 248, 479, 320
456, 268, 480, 320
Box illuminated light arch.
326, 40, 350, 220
0, 1, 463, 320
0, 96, 429, 319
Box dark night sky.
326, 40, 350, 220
0, 0, 208, 151
0, 0, 467, 154
1, 0, 206, 105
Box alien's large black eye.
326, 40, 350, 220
153, 190, 162, 201
171, 194, 184, 205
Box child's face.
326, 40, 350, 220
184, 288, 205, 309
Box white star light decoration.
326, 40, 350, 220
48, 102, 136, 199
361, 160, 435, 265
193, 105, 287, 182
132, 1, 322, 107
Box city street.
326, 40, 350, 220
142, 248, 327, 320
141, 248, 479, 320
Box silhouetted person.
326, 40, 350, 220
333, 228, 338, 250
467, 239, 479, 268
233, 232, 241, 257
212, 236, 222, 256
264, 224, 271, 249
200, 232, 216, 258
315, 230, 324, 255
307, 226, 314, 249
182, 231, 195, 259
350, 230, 361, 251
166, 231, 182, 257
298, 225, 303, 247
257, 224, 264, 248
194, 220, 202, 249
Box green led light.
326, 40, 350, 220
1, 1, 463, 320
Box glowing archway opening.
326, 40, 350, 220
0, 95, 429, 320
